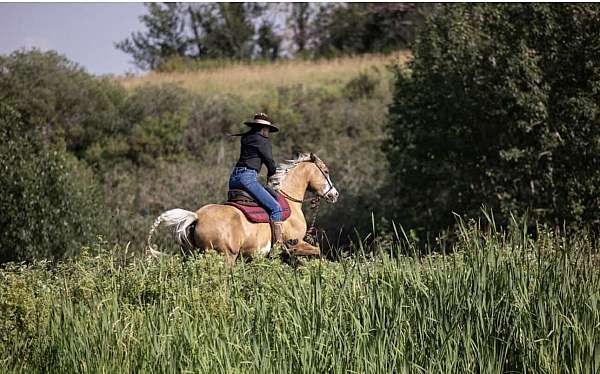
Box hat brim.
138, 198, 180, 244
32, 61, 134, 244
244, 121, 279, 133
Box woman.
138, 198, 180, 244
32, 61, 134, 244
229, 112, 284, 248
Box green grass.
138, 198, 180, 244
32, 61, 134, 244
1, 221, 599, 373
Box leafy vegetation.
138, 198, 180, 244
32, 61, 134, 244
117, 3, 426, 71
0, 104, 105, 263
0, 50, 125, 157
311, 3, 428, 58
1, 220, 598, 372
388, 4, 600, 238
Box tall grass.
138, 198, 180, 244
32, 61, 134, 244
1, 221, 599, 373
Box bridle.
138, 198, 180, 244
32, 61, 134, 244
278, 161, 334, 204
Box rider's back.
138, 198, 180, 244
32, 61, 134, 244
235, 132, 277, 177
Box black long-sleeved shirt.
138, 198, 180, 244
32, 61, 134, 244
235, 132, 277, 177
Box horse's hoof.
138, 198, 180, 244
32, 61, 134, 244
286, 239, 299, 246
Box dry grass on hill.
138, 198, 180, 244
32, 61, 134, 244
118, 51, 411, 97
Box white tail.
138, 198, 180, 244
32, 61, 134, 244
146, 208, 198, 256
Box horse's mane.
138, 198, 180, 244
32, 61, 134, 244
268, 152, 314, 191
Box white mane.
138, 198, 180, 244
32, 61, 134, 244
268, 152, 314, 191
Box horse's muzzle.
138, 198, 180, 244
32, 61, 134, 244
325, 187, 339, 203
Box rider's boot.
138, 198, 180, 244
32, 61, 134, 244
269, 221, 286, 256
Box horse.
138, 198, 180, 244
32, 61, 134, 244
146, 153, 339, 263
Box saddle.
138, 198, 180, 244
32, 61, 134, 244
227, 189, 260, 206
225, 189, 291, 223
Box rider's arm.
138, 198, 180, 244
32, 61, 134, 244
258, 138, 277, 177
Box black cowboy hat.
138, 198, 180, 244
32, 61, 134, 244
244, 112, 279, 133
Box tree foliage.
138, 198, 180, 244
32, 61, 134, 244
0, 104, 106, 263
312, 3, 427, 57
117, 3, 263, 70
116, 2, 427, 71
193, 3, 261, 60
115, 3, 190, 70
0, 50, 126, 157
0, 49, 194, 168
288, 3, 312, 56
387, 4, 600, 236
257, 21, 281, 61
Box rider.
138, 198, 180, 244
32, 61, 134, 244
229, 112, 284, 249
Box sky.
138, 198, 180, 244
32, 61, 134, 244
0, 3, 146, 76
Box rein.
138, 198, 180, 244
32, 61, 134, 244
279, 189, 307, 203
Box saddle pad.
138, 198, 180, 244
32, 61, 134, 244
224, 193, 291, 223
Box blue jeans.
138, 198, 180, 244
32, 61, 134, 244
229, 167, 283, 221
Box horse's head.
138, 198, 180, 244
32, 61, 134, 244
305, 153, 339, 203
269, 152, 340, 203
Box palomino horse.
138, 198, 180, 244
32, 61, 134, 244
146, 153, 339, 263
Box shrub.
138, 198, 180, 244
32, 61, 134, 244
342, 69, 381, 101
85, 83, 191, 166
0, 49, 126, 157
0, 104, 106, 263
387, 4, 600, 236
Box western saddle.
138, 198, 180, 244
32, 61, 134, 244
227, 189, 260, 206
227, 185, 279, 206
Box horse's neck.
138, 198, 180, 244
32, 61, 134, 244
280, 164, 310, 202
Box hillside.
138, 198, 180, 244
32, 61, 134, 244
119, 52, 411, 98
102, 52, 410, 249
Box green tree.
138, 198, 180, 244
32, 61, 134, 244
116, 3, 191, 70
84, 83, 192, 167
118, 3, 262, 70
312, 3, 427, 57
0, 49, 191, 167
0, 49, 126, 158
257, 21, 281, 60
0, 104, 106, 263
187, 3, 260, 60
288, 3, 313, 55
387, 4, 600, 236
123, 84, 190, 164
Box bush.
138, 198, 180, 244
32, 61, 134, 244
0, 50, 195, 168
0, 104, 106, 263
342, 68, 381, 101
0, 49, 126, 157
387, 4, 600, 236
84, 83, 192, 166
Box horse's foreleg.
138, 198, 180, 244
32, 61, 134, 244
224, 251, 239, 265
287, 240, 321, 257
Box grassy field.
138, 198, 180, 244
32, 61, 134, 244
1, 220, 599, 373
118, 52, 410, 98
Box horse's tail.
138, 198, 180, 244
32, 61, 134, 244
146, 209, 198, 256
